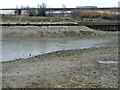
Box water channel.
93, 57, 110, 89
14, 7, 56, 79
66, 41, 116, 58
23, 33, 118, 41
1, 35, 118, 62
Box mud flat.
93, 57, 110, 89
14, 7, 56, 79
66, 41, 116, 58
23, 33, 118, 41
2, 47, 118, 88
1, 25, 119, 88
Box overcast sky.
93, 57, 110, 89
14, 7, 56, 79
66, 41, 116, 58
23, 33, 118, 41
0, 0, 119, 9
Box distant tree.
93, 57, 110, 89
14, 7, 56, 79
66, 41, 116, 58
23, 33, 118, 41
20, 5, 25, 9
16, 5, 18, 9
41, 2, 47, 8
28, 9, 37, 16
22, 5, 37, 16
15, 5, 21, 15
37, 2, 47, 16
62, 4, 66, 8
61, 4, 67, 17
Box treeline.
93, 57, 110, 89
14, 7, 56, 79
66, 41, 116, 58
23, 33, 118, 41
15, 3, 47, 16
14, 4, 119, 21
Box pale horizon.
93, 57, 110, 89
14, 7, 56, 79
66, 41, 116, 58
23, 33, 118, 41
0, 0, 120, 9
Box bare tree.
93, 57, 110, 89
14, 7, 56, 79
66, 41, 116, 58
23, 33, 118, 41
15, 5, 21, 15
41, 2, 47, 8
62, 4, 66, 8
20, 5, 25, 9
20, 5, 37, 16
61, 4, 67, 17
37, 2, 47, 16
16, 5, 18, 9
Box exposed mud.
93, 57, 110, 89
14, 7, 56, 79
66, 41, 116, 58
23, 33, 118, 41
1, 25, 119, 88
2, 47, 119, 88
2, 26, 109, 39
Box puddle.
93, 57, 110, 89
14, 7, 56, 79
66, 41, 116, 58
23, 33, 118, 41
98, 61, 118, 64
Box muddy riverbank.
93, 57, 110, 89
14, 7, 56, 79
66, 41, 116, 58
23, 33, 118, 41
2, 25, 118, 62
1, 25, 119, 88
2, 47, 118, 88
3, 34, 118, 62
2, 26, 111, 39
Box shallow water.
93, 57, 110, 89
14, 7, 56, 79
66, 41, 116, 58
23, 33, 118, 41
1, 35, 117, 62
98, 61, 118, 64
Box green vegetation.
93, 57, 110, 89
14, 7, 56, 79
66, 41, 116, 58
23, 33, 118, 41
37, 8, 46, 16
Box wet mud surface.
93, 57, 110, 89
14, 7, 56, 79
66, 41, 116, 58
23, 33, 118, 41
1, 26, 119, 88
2, 47, 119, 88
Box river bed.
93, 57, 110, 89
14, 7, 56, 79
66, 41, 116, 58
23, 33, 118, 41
1, 34, 118, 62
